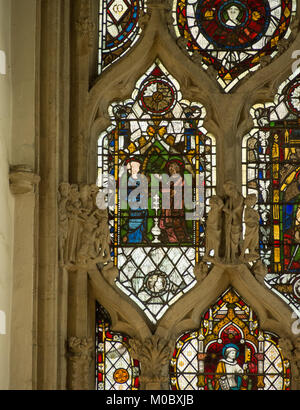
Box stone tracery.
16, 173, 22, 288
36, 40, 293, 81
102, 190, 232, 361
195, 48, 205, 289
21, 0, 300, 391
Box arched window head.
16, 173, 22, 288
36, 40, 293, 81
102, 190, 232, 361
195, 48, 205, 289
170, 288, 291, 390
171, 0, 297, 92
98, 0, 147, 74
242, 69, 300, 316
97, 59, 216, 324
96, 302, 140, 390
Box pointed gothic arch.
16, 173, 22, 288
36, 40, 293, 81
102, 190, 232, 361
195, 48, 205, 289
26, 0, 300, 391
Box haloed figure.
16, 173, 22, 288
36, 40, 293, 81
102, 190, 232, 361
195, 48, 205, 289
225, 5, 242, 27
214, 345, 244, 390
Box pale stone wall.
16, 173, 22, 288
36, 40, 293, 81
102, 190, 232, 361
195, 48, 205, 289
0, 0, 14, 390
8, 0, 39, 390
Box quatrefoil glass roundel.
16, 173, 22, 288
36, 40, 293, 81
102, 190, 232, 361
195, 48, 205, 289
172, 0, 296, 92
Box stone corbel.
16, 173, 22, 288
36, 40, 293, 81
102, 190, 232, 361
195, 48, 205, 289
67, 336, 94, 390
129, 335, 175, 390
9, 165, 40, 195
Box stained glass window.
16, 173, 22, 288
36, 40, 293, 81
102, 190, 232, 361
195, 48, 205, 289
96, 302, 140, 390
98, 0, 147, 74
170, 288, 291, 390
242, 69, 300, 315
97, 59, 216, 324
171, 0, 296, 92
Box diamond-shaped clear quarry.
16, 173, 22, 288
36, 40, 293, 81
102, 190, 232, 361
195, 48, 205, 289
108, 0, 129, 23
116, 247, 197, 323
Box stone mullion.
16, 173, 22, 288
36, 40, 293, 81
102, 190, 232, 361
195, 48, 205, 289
38, 0, 65, 389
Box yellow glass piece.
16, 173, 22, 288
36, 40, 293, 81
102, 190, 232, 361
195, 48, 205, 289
274, 248, 280, 263
273, 163, 279, 179
279, 23, 286, 33
224, 73, 232, 81
252, 11, 261, 20
285, 129, 289, 143
273, 190, 279, 203
271, 36, 279, 47
158, 126, 167, 137
113, 368, 129, 384
166, 135, 175, 146
223, 289, 239, 304
138, 136, 147, 147
273, 205, 279, 219
274, 225, 280, 240
128, 142, 136, 153
284, 7, 290, 18
204, 9, 214, 19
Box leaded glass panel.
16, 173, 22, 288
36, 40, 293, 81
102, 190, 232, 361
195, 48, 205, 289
98, 0, 147, 74
170, 288, 291, 390
97, 60, 216, 323
242, 69, 300, 315
171, 0, 296, 92
96, 302, 140, 390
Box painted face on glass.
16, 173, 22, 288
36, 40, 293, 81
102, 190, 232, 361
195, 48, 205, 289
128, 161, 141, 176
225, 5, 241, 26
226, 348, 237, 360
168, 162, 180, 175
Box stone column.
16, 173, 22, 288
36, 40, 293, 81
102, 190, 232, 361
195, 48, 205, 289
9, 166, 40, 389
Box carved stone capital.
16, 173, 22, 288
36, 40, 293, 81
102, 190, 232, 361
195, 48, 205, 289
67, 336, 94, 390
129, 335, 174, 389
9, 165, 40, 195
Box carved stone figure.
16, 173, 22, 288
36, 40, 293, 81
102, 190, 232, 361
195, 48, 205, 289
58, 183, 111, 268
240, 194, 260, 261
204, 195, 224, 260
223, 181, 244, 263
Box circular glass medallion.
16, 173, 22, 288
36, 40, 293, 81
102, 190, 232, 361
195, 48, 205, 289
140, 80, 175, 114
293, 276, 300, 300
113, 368, 129, 384
145, 270, 169, 295
195, 0, 270, 50
287, 82, 300, 115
